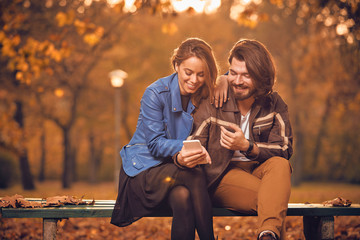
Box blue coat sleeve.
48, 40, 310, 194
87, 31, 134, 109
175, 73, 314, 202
140, 88, 183, 158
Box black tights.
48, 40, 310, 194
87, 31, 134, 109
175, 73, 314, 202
168, 167, 215, 240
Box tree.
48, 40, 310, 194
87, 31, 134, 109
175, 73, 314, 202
1, 0, 359, 188
1, 0, 189, 188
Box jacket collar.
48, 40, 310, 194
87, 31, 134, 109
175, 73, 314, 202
222, 87, 240, 113
169, 73, 195, 113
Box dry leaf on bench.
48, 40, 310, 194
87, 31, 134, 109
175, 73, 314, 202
0, 194, 42, 208
322, 197, 352, 207
43, 195, 91, 207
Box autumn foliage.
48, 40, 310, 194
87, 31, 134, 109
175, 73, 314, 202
0, 0, 359, 190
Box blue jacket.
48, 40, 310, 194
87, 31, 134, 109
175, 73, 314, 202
120, 73, 196, 177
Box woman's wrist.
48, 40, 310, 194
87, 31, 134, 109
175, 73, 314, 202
173, 152, 186, 169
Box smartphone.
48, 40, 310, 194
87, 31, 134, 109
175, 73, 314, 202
183, 140, 202, 152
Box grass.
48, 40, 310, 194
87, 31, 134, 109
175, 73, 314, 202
0, 181, 118, 200
289, 181, 360, 203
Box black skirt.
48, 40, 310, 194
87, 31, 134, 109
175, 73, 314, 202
111, 162, 180, 227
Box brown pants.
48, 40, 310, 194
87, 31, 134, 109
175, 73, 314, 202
212, 157, 292, 239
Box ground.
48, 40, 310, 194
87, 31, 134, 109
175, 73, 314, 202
1, 181, 360, 239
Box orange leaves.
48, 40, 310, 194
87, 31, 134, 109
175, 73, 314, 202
234, 12, 269, 29
0, 195, 42, 208
56, 11, 104, 46
83, 26, 105, 46
229, 0, 270, 29
0, 106, 24, 152
270, 0, 284, 8
74, 19, 105, 46
43, 195, 93, 207
0, 195, 94, 208
74, 19, 88, 35
1, 12, 27, 31
55, 10, 76, 27
0, 32, 18, 58
322, 197, 352, 207
0, 35, 67, 84
161, 22, 178, 35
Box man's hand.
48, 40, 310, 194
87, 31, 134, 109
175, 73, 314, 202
220, 123, 249, 151
177, 146, 212, 168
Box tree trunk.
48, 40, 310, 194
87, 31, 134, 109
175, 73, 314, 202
88, 133, 97, 183
70, 144, 77, 182
14, 101, 35, 190
62, 128, 72, 188
312, 96, 332, 168
38, 128, 46, 182
292, 114, 304, 187
19, 150, 35, 190
121, 86, 133, 141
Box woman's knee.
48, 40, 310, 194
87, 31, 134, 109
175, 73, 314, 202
177, 167, 207, 188
169, 186, 192, 210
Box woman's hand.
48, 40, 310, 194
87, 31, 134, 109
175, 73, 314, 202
212, 75, 229, 108
177, 146, 211, 168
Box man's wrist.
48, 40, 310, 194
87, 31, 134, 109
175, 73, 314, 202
243, 139, 254, 156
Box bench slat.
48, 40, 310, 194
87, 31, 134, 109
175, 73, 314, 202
1, 203, 360, 219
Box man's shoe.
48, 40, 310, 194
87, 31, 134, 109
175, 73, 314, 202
258, 230, 277, 240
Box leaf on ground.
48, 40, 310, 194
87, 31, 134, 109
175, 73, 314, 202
322, 197, 352, 207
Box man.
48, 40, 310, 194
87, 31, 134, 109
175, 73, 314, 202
190, 39, 293, 240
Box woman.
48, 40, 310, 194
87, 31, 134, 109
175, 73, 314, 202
111, 38, 218, 240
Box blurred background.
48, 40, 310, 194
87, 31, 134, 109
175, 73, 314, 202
0, 0, 359, 191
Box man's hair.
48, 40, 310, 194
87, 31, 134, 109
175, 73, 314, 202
228, 39, 275, 97
171, 38, 218, 104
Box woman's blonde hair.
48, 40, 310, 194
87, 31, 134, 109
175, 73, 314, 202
171, 38, 218, 106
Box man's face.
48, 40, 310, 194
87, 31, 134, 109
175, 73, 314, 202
228, 57, 256, 101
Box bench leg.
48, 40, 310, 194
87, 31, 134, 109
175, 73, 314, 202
303, 216, 334, 240
43, 218, 59, 240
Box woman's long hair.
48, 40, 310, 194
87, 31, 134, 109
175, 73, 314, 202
171, 38, 218, 106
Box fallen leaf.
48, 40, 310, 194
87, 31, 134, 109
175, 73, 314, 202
322, 197, 352, 207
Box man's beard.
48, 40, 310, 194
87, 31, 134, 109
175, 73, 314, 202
231, 84, 256, 101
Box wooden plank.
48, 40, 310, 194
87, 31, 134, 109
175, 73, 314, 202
43, 218, 59, 240
1, 203, 360, 219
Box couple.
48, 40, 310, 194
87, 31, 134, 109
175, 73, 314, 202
111, 38, 293, 240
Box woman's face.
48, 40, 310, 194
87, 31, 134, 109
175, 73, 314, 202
175, 56, 206, 96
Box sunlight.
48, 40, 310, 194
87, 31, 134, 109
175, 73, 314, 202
107, 0, 137, 12
105, 0, 220, 13
230, 0, 262, 21
54, 88, 65, 98
171, 0, 221, 14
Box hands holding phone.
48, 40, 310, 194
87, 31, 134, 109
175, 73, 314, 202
176, 140, 212, 168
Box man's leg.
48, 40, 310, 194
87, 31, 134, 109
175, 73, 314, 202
212, 161, 259, 213
212, 158, 291, 239
252, 157, 292, 240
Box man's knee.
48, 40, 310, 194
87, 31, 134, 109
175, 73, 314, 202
265, 157, 291, 172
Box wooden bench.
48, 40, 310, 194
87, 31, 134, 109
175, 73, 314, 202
1, 199, 360, 240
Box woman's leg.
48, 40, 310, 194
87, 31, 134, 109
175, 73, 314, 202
174, 168, 215, 240
168, 186, 196, 240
